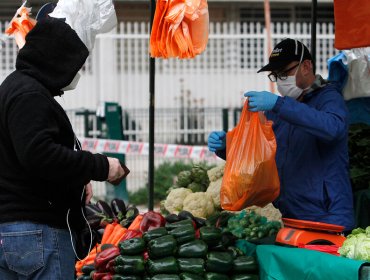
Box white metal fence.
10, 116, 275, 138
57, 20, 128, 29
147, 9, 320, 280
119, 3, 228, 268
1, 21, 335, 111
1, 21, 336, 198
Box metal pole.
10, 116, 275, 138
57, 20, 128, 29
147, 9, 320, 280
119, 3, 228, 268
148, 0, 156, 211
264, 0, 275, 93
311, 0, 317, 73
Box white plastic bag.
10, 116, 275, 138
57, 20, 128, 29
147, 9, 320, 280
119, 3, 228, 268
342, 48, 370, 101
49, 0, 117, 51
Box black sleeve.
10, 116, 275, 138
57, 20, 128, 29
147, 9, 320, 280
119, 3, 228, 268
7, 92, 109, 186
215, 149, 226, 160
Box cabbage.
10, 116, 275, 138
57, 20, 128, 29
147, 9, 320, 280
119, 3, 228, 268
338, 226, 370, 261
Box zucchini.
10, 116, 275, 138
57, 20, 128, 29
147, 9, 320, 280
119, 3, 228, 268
178, 258, 205, 274
177, 240, 208, 258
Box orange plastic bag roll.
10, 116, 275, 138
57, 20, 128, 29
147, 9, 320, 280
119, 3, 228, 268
220, 101, 280, 211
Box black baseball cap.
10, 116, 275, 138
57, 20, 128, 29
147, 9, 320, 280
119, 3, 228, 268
257, 38, 312, 73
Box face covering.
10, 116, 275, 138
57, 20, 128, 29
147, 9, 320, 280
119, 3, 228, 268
276, 70, 303, 99
276, 41, 306, 99
62, 72, 81, 91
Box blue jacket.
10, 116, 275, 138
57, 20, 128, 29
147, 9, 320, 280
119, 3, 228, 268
266, 84, 355, 231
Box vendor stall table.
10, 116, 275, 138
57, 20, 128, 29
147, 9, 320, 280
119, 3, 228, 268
256, 245, 369, 280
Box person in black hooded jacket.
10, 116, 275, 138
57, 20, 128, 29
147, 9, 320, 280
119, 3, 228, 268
0, 18, 126, 279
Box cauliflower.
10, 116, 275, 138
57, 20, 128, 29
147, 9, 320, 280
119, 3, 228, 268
206, 177, 222, 209
183, 192, 215, 218
207, 164, 225, 182
164, 188, 192, 214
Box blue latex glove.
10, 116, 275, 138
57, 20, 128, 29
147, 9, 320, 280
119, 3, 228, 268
244, 91, 278, 112
208, 131, 226, 152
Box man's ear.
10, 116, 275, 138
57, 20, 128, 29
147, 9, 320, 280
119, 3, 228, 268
302, 59, 313, 76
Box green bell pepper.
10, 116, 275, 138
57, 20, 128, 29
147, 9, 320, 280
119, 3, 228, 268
178, 258, 205, 274
143, 227, 168, 243
231, 275, 259, 280
148, 235, 177, 259
81, 264, 95, 275
180, 272, 205, 280
177, 240, 208, 258
113, 255, 145, 275
205, 273, 229, 280
206, 252, 233, 273
147, 256, 179, 275
232, 256, 257, 273
200, 227, 222, 247
151, 274, 181, 280
165, 219, 194, 231
118, 238, 146, 255
112, 275, 142, 280
169, 225, 195, 245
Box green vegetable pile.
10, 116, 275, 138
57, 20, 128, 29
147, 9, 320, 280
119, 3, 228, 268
338, 226, 370, 261
348, 124, 370, 191
224, 210, 281, 240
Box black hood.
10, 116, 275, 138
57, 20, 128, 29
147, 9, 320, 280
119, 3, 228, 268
16, 18, 89, 95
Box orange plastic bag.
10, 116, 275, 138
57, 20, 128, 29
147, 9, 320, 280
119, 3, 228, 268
150, 0, 209, 59
220, 101, 280, 211
5, 6, 37, 49
334, 0, 370, 49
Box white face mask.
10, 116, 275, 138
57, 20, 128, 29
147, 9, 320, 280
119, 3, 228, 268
62, 72, 81, 91
276, 71, 303, 99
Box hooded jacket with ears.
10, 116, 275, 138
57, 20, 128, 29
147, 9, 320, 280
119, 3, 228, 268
0, 18, 109, 230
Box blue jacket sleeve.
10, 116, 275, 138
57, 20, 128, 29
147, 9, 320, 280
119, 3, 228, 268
272, 88, 348, 142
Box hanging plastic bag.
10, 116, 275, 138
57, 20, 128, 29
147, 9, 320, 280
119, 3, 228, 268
220, 101, 280, 211
150, 0, 209, 59
5, 2, 37, 49
49, 0, 117, 51
342, 48, 370, 101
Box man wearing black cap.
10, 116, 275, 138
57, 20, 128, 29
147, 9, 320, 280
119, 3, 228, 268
208, 38, 355, 232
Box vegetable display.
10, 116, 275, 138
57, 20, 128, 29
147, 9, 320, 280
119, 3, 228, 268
338, 226, 370, 261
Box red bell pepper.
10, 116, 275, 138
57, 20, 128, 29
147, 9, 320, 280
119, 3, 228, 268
139, 211, 166, 232
94, 246, 120, 272
143, 250, 149, 261
93, 272, 112, 280
120, 229, 143, 242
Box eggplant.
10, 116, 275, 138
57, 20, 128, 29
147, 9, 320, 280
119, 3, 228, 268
111, 198, 127, 216
120, 206, 139, 228
165, 214, 180, 223
86, 203, 104, 217
178, 210, 195, 221
87, 216, 103, 229
125, 206, 139, 219
96, 200, 114, 219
